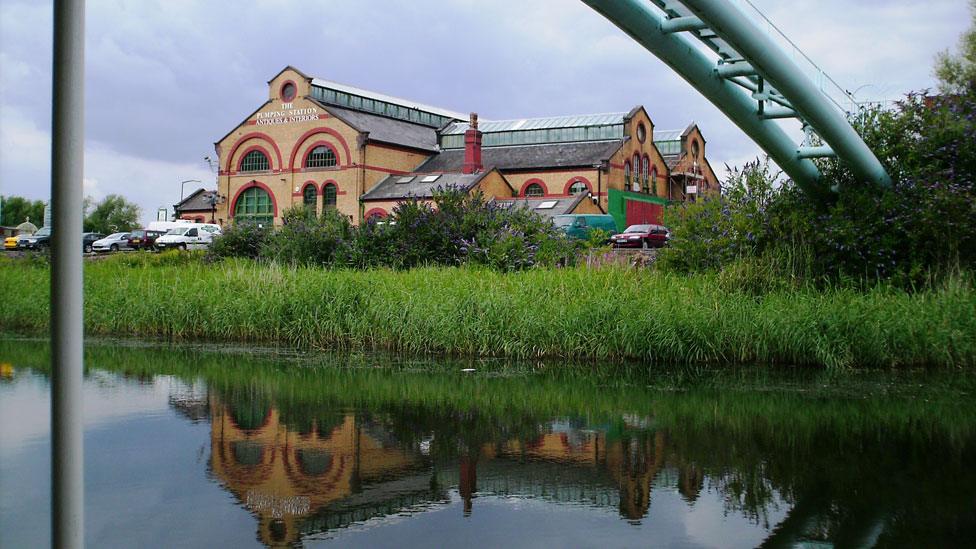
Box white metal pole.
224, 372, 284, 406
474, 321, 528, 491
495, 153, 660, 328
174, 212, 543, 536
51, 0, 85, 547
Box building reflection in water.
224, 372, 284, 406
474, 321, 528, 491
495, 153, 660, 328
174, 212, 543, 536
206, 394, 705, 546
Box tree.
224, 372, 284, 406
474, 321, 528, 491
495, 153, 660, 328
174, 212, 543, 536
83, 194, 141, 234
0, 195, 46, 227
935, 0, 976, 94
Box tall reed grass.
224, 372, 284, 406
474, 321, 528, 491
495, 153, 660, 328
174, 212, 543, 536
1, 254, 973, 368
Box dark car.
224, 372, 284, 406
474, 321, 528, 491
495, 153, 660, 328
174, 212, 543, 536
610, 224, 670, 249
127, 229, 166, 251
17, 227, 52, 250
82, 232, 105, 254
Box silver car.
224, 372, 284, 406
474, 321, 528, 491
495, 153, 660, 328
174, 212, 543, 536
92, 232, 131, 253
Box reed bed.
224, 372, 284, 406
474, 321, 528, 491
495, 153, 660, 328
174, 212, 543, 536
1, 255, 974, 368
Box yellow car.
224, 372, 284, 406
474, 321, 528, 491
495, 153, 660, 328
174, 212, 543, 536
4, 235, 23, 250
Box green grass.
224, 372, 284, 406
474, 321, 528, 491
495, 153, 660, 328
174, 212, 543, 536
1, 253, 974, 368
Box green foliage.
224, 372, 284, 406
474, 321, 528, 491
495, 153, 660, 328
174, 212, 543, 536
935, 0, 976, 94
659, 160, 773, 273
0, 195, 45, 227
660, 82, 976, 288
210, 188, 579, 271
259, 206, 352, 266
83, 194, 141, 234
1, 259, 974, 369
208, 220, 269, 260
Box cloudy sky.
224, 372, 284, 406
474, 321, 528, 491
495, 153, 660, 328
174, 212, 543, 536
0, 0, 969, 224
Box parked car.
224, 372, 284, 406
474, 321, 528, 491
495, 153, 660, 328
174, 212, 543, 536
82, 233, 105, 254
155, 224, 222, 251
92, 232, 131, 253
552, 214, 619, 240
18, 227, 52, 250
610, 224, 670, 249
4, 235, 23, 250
127, 229, 166, 251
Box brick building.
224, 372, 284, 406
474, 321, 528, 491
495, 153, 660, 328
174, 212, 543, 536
213, 66, 720, 228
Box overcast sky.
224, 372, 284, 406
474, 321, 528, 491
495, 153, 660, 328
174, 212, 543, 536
0, 0, 969, 224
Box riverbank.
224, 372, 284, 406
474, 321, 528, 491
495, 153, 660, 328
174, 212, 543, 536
1, 255, 974, 368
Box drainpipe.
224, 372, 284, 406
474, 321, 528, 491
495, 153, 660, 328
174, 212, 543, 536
51, 0, 85, 547
358, 133, 368, 223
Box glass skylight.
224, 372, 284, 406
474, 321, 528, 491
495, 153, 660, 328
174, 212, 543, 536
420, 175, 440, 183
536, 200, 558, 210
397, 176, 415, 184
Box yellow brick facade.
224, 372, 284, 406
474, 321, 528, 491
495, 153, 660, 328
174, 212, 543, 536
212, 67, 722, 227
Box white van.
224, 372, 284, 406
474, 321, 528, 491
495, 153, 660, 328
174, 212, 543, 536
147, 220, 195, 233
154, 223, 222, 250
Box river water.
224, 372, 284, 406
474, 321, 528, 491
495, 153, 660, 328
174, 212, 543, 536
1, 338, 974, 547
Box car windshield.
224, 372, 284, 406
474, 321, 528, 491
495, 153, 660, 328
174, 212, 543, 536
552, 216, 574, 227
108, 232, 128, 239
166, 227, 190, 236
130, 230, 145, 238
34, 227, 51, 237
625, 225, 651, 233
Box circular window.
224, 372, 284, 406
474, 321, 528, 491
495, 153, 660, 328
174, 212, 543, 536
636, 123, 647, 143
281, 82, 297, 102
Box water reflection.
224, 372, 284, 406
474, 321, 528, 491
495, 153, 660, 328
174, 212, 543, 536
1, 339, 975, 548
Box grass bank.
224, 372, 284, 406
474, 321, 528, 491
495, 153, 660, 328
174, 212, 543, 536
1, 254, 974, 368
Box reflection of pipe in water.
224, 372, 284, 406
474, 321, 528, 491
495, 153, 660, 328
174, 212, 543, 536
460, 453, 478, 516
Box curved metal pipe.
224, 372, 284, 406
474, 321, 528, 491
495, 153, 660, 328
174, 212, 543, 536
680, 0, 891, 187
582, 0, 830, 199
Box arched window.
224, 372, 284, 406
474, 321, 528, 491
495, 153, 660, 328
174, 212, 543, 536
234, 186, 274, 225
568, 180, 588, 196
305, 145, 337, 168
524, 183, 545, 197
691, 140, 700, 159
633, 153, 642, 192
240, 150, 269, 172
323, 183, 337, 209
302, 184, 317, 215
650, 167, 658, 195
624, 162, 631, 189
642, 155, 650, 192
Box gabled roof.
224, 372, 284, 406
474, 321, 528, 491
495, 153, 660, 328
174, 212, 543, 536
309, 99, 440, 152
416, 140, 623, 173
174, 189, 218, 212
267, 65, 312, 84
361, 171, 493, 201
492, 195, 591, 220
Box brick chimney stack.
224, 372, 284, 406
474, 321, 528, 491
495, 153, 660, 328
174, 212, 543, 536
462, 112, 483, 174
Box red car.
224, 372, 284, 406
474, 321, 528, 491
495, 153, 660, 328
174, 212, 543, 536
126, 229, 166, 251
611, 224, 670, 248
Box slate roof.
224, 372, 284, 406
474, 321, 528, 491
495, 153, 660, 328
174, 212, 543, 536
310, 99, 440, 152
492, 195, 590, 220
175, 189, 218, 212
362, 172, 491, 201
416, 140, 623, 173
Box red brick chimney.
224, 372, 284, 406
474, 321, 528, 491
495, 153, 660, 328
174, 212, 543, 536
462, 112, 483, 174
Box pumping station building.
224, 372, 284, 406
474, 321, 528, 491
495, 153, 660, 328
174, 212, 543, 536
211, 66, 720, 228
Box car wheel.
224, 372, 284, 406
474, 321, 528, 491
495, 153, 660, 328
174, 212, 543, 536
642, 239, 649, 250
110, 244, 118, 252
179, 243, 187, 251
84, 244, 92, 253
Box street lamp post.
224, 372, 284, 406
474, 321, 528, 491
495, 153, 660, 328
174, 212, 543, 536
180, 179, 201, 203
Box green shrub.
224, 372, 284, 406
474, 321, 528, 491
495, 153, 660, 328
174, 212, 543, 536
209, 220, 269, 260
259, 206, 352, 267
